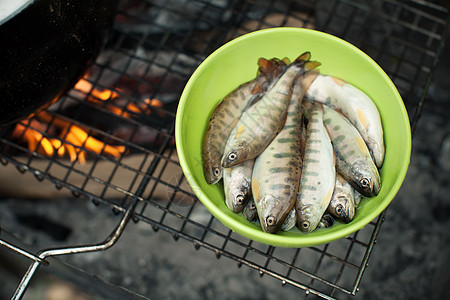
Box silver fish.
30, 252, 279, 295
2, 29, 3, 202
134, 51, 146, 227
296, 103, 336, 233
305, 74, 385, 168
320, 103, 381, 197
223, 159, 254, 213
327, 174, 356, 223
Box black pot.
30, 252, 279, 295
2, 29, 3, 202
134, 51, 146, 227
0, 0, 116, 126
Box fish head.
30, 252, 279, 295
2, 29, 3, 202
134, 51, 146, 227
330, 194, 355, 223
203, 161, 222, 185
297, 205, 321, 233
351, 161, 381, 197
226, 178, 251, 213
318, 213, 335, 229
258, 195, 286, 234
243, 199, 258, 222
222, 141, 248, 168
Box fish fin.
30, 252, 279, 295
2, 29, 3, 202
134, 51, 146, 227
257, 57, 275, 76
356, 107, 369, 130
294, 51, 311, 62
257, 57, 270, 71
234, 124, 246, 139
282, 57, 291, 65
331, 76, 346, 86
270, 57, 283, 65
252, 178, 260, 203
355, 136, 368, 153
322, 187, 334, 208
304, 61, 321, 70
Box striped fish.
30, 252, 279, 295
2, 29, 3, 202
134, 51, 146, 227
327, 174, 356, 223
296, 103, 335, 233
202, 58, 287, 184
222, 52, 320, 169
223, 159, 254, 213
305, 74, 385, 168
251, 71, 311, 234
320, 103, 381, 197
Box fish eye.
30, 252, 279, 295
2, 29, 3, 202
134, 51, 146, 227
335, 204, 344, 216
236, 195, 245, 205
266, 216, 276, 226
360, 178, 370, 188
249, 203, 256, 209
213, 168, 221, 176
228, 152, 237, 161
300, 220, 310, 230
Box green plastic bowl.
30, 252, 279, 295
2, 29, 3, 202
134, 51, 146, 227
175, 28, 411, 248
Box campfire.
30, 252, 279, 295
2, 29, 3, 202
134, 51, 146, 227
10, 76, 165, 164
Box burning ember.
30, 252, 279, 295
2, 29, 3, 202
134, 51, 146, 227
11, 77, 164, 164
74, 78, 164, 119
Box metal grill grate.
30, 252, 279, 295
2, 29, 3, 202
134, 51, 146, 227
0, 0, 447, 299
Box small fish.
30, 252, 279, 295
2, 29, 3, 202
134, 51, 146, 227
296, 103, 336, 233
319, 103, 381, 197
281, 208, 297, 231
251, 69, 313, 234
243, 198, 258, 222
327, 174, 356, 223
305, 74, 385, 168
222, 52, 320, 168
223, 159, 254, 213
317, 213, 335, 229
202, 58, 287, 184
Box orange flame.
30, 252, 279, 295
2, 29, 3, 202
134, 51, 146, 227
74, 78, 163, 118
11, 78, 164, 164
75, 79, 120, 101
12, 115, 127, 164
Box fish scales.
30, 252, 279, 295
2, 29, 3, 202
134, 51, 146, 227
305, 74, 385, 168
222, 53, 320, 169
252, 71, 311, 234
320, 104, 381, 197
202, 59, 287, 184
296, 103, 335, 233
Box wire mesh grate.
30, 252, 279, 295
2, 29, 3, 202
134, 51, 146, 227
0, 0, 447, 299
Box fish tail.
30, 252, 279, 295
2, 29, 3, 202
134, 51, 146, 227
282, 57, 291, 65
304, 61, 321, 70
257, 58, 276, 75
294, 51, 311, 62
